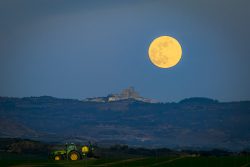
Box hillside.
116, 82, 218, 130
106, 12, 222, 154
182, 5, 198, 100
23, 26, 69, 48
0, 96, 250, 151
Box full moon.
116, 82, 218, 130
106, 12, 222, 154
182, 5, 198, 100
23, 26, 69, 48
148, 36, 182, 68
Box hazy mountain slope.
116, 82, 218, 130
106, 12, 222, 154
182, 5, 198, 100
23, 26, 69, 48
0, 96, 249, 150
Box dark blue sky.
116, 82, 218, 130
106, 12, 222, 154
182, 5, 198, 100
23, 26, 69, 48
0, 0, 249, 102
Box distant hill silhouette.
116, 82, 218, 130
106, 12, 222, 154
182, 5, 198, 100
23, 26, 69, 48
179, 97, 219, 104
0, 95, 250, 151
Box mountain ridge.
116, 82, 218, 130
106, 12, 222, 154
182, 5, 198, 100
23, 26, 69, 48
0, 95, 249, 151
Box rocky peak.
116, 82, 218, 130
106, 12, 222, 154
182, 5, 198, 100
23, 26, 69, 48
84, 87, 155, 103
120, 87, 140, 99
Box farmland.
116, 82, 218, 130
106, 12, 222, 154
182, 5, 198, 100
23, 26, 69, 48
0, 153, 249, 167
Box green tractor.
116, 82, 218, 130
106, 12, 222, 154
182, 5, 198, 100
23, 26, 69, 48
50, 142, 94, 161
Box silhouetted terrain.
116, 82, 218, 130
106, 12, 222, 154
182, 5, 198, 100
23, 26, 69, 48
0, 138, 241, 157
0, 96, 250, 151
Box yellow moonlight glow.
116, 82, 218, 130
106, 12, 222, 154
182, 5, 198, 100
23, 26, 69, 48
148, 36, 182, 68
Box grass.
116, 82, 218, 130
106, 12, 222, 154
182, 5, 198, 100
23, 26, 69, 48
0, 153, 249, 167
161, 156, 250, 167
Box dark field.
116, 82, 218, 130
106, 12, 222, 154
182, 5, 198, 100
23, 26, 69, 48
0, 153, 249, 167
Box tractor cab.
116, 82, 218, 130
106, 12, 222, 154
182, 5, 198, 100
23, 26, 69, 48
65, 143, 77, 154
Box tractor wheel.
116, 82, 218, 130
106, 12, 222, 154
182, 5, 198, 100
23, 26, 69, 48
69, 151, 80, 160
54, 155, 62, 160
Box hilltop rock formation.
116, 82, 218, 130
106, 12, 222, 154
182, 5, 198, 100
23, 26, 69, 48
84, 87, 156, 103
